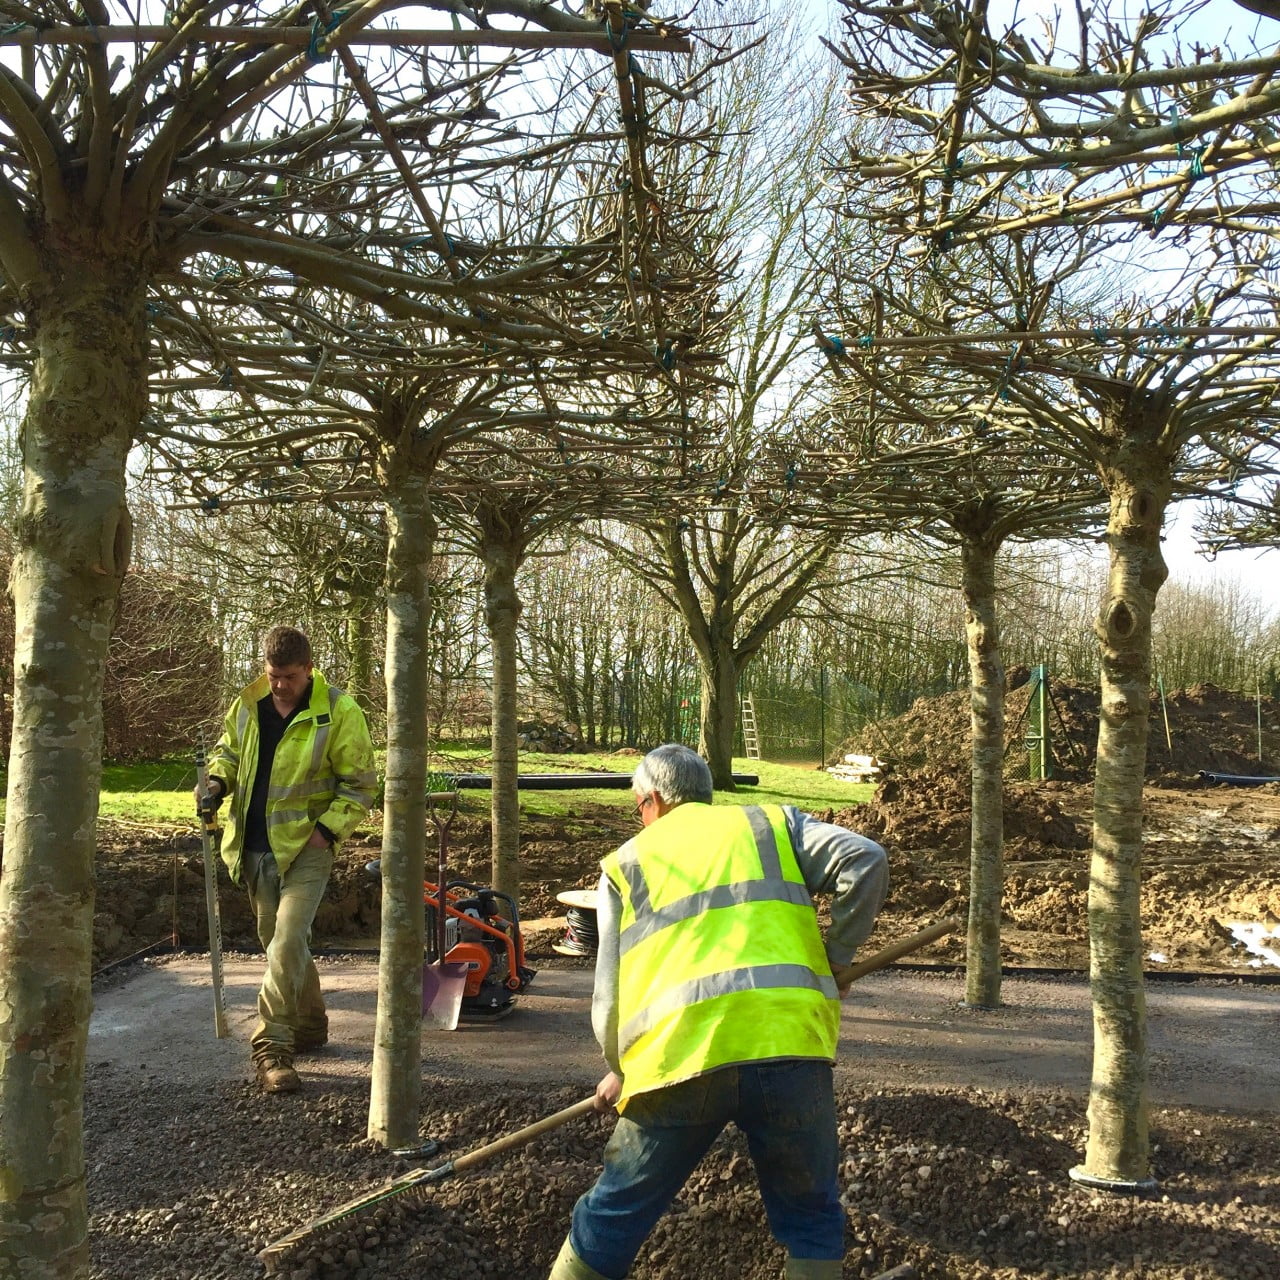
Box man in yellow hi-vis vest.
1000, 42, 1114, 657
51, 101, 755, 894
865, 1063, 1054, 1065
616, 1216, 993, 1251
549, 744, 888, 1280
198, 626, 377, 1093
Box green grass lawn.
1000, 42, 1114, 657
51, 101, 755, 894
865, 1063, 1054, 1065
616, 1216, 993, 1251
424, 746, 874, 819
0, 750, 874, 829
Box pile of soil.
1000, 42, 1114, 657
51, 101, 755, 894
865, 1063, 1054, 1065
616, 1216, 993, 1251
89, 806, 627, 974
90, 766, 1280, 983
801, 677, 1280, 973
71, 668, 1280, 990
828, 771, 1280, 972
86, 1073, 1279, 1280
837, 769, 1090, 861
840, 676, 1280, 783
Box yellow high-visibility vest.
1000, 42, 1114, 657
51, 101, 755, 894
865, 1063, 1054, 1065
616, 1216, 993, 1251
209, 670, 377, 884
602, 802, 839, 1108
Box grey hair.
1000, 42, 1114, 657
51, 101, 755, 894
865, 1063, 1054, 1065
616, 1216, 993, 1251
633, 744, 713, 806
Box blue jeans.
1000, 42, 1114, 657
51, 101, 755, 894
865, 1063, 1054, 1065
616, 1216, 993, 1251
570, 1060, 842, 1279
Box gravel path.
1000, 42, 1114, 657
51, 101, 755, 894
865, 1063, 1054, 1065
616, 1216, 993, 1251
86, 956, 1280, 1279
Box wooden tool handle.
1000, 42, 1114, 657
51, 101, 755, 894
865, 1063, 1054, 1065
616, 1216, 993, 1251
452, 1096, 598, 1174
832, 915, 963, 988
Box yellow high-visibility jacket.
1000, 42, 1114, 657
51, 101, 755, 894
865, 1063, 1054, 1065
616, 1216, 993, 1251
601, 802, 840, 1107
208, 670, 377, 884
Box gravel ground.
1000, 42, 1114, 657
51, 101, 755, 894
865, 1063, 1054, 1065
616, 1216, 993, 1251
86, 960, 1280, 1280
86, 1073, 1279, 1280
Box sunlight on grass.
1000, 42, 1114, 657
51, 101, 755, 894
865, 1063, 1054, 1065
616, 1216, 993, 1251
0, 749, 874, 829
435, 751, 875, 820
98, 760, 200, 824
730, 759, 876, 810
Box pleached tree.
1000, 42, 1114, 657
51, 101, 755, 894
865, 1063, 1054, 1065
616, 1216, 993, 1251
0, 3, 718, 1271
832, 0, 1280, 1185
144, 25, 729, 1150
787, 226, 1108, 1008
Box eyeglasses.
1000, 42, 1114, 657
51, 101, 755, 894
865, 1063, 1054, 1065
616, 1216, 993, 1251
633, 793, 653, 822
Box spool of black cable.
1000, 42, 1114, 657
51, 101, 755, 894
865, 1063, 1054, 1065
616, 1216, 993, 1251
564, 905, 600, 954
554, 889, 600, 957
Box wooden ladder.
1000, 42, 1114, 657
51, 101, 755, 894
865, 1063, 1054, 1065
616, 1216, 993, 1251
741, 694, 762, 760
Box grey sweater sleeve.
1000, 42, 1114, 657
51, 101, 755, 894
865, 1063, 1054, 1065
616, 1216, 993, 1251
785, 807, 889, 968
590, 867, 624, 1073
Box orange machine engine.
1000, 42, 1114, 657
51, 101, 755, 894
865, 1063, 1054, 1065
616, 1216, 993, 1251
424, 882, 536, 1018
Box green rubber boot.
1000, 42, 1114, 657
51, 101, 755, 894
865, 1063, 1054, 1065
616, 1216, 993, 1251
783, 1259, 843, 1280
548, 1237, 612, 1280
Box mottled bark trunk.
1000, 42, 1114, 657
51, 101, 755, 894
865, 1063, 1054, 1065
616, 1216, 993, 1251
0, 271, 143, 1279
962, 539, 1006, 1009
483, 539, 522, 903
345, 607, 375, 721
698, 645, 739, 791
1075, 459, 1170, 1188
368, 479, 433, 1148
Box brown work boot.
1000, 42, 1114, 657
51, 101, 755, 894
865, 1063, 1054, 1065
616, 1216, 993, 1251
256, 1054, 300, 1094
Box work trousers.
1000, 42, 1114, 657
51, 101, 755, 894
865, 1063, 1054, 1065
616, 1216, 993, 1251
569, 1059, 843, 1279
244, 843, 332, 1061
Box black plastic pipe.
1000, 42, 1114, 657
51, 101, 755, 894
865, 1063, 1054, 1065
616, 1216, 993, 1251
1197, 770, 1280, 786
442, 772, 760, 790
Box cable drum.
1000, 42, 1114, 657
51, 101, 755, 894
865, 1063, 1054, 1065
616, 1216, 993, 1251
554, 888, 600, 957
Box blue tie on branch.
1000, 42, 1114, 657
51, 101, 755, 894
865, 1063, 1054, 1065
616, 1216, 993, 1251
308, 9, 351, 63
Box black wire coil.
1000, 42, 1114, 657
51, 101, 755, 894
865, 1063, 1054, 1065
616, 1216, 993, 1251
557, 904, 600, 956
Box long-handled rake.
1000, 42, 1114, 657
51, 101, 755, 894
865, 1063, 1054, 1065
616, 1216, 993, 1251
258, 1095, 597, 1272
259, 914, 961, 1273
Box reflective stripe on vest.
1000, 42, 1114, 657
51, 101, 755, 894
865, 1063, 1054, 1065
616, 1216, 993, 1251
602, 803, 839, 1105
308, 686, 341, 774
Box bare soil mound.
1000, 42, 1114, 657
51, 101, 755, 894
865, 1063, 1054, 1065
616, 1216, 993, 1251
840, 768, 1089, 861
91, 805, 629, 973
840, 675, 1280, 782
81, 676, 1280, 981
806, 676, 1280, 972
93, 769, 1280, 983
825, 769, 1280, 972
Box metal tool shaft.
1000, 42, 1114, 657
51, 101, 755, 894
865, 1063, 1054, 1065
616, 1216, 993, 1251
196, 739, 229, 1039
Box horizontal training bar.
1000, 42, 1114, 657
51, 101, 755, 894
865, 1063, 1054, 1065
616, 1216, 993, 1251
0, 25, 691, 55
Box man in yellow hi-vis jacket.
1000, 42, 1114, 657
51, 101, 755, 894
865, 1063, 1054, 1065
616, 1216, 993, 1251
549, 743, 888, 1280
199, 626, 377, 1093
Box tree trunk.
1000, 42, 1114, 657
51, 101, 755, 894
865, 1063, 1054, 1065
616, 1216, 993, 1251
698, 644, 740, 790
483, 537, 523, 903
1074, 457, 1170, 1189
368, 477, 432, 1148
961, 539, 1006, 1009
346, 606, 376, 721
0, 270, 143, 1278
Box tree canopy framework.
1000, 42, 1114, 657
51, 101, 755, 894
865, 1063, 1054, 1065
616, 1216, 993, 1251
146, 310, 736, 1157
129, 7, 741, 1157
769, 8, 1280, 1160
779, 372, 1106, 1013
0, 2, 736, 1274
832, 0, 1280, 248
